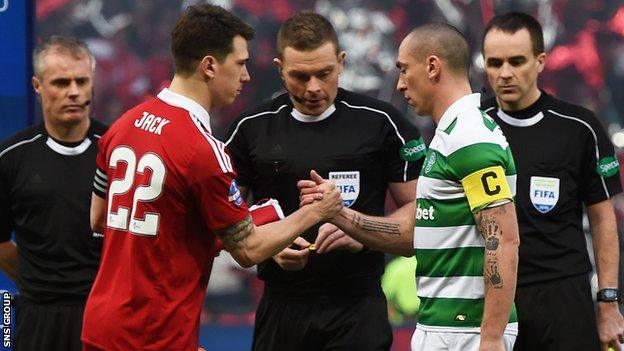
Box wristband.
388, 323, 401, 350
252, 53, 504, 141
249, 198, 285, 225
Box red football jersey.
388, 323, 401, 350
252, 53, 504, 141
82, 88, 249, 350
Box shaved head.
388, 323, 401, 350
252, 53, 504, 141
405, 23, 470, 76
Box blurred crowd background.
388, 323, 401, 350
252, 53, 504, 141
33, 0, 624, 338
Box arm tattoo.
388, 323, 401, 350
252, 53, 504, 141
476, 207, 504, 255
216, 215, 253, 250
485, 258, 503, 288
351, 213, 401, 235
476, 207, 506, 289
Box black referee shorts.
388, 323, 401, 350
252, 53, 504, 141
14, 297, 85, 351
252, 293, 392, 351
513, 274, 600, 351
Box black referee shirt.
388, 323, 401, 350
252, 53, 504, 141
0, 119, 107, 303
482, 92, 622, 286
226, 88, 424, 297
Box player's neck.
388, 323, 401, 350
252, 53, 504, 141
169, 75, 213, 113
44, 117, 90, 142
431, 78, 473, 124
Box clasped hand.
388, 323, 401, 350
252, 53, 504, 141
272, 171, 362, 271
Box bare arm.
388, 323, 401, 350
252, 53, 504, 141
90, 193, 106, 234
388, 180, 417, 208
314, 180, 417, 254
298, 176, 416, 256
475, 202, 519, 348
220, 177, 342, 268
588, 199, 619, 291
238, 184, 314, 269
329, 203, 415, 257
0, 241, 18, 281
586, 199, 624, 349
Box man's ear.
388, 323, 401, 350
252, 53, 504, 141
536, 52, 546, 74
32, 76, 41, 95
199, 55, 218, 80
427, 55, 442, 82
337, 51, 347, 74
273, 57, 284, 78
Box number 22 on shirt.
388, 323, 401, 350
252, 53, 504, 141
106, 146, 166, 236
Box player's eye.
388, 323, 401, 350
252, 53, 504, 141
76, 78, 90, 86
291, 73, 310, 82
509, 57, 527, 67
317, 70, 331, 79
51, 79, 71, 87
486, 59, 503, 68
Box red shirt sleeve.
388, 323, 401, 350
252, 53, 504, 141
188, 141, 249, 232
93, 132, 110, 198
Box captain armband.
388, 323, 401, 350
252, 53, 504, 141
461, 166, 512, 212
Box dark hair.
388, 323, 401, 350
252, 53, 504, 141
409, 23, 470, 75
276, 12, 339, 58
171, 4, 255, 75
33, 35, 95, 78
483, 12, 544, 55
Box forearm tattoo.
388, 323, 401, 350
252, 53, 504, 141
476, 206, 506, 289
351, 213, 401, 236
217, 215, 253, 250
485, 260, 502, 287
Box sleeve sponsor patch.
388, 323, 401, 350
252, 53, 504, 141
228, 179, 243, 206
596, 156, 619, 177
461, 165, 512, 212
400, 137, 427, 161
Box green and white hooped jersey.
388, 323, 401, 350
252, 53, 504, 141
414, 94, 518, 333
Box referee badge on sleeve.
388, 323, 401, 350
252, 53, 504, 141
529, 176, 559, 213
329, 171, 360, 207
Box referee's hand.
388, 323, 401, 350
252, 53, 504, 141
298, 171, 326, 207
314, 223, 363, 254
598, 301, 624, 351
272, 236, 311, 271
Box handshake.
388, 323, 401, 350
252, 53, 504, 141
297, 170, 344, 222
267, 170, 365, 272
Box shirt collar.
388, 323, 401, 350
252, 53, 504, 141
437, 93, 481, 130
45, 137, 91, 156
290, 104, 336, 123
497, 90, 547, 121
157, 88, 212, 133
496, 109, 545, 127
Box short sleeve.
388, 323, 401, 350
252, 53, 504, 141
382, 105, 425, 183
447, 142, 516, 212
92, 136, 108, 199
225, 118, 253, 188
579, 112, 623, 205
189, 144, 250, 232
